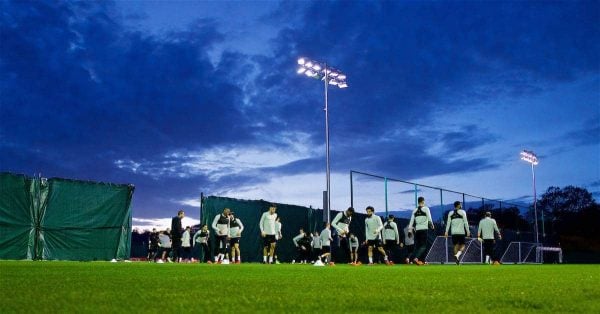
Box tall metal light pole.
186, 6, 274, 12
520, 150, 540, 244
297, 57, 348, 222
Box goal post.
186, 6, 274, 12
425, 236, 483, 264
500, 242, 563, 264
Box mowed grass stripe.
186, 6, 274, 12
1, 262, 599, 313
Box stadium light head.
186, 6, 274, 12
296, 56, 348, 89
520, 150, 539, 165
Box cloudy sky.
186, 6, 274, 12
1, 1, 598, 229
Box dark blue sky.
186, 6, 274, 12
1, 1, 598, 229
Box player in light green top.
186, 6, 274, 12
382, 215, 402, 264
229, 212, 244, 264
478, 211, 502, 264
364, 206, 391, 265
311, 231, 321, 263
408, 197, 434, 265
292, 228, 306, 264
259, 205, 278, 264
444, 201, 470, 264
348, 233, 360, 265
319, 223, 333, 264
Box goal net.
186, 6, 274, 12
425, 236, 483, 264
500, 242, 561, 264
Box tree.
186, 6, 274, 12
536, 186, 600, 248
538, 186, 596, 217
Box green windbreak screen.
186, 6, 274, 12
40, 178, 133, 261
202, 196, 322, 263
201, 196, 402, 263
0, 172, 134, 261
0, 173, 35, 259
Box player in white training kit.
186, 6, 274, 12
259, 205, 278, 264
444, 201, 470, 265
211, 208, 231, 263
319, 222, 333, 265
408, 197, 434, 265
228, 212, 244, 264
478, 211, 502, 265
331, 207, 354, 262
382, 215, 402, 265
364, 206, 392, 265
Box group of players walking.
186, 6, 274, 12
149, 196, 502, 265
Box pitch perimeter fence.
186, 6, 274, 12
350, 170, 544, 262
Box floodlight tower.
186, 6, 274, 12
520, 150, 541, 244
297, 57, 348, 222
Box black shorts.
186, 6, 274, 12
350, 247, 358, 253
367, 239, 382, 247
321, 246, 331, 254
263, 234, 276, 246
229, 238, 240, 245
452, 235, 466, 245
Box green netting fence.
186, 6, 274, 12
0, 172, 134, 261
201, 195, 409, 263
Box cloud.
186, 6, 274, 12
132, 216, 200, 231
174, 198, 201, 207
562, 116, 600, 147
1, 1, 597, 219
114, 131, 321, 180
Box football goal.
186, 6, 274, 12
425, 236, 483, 264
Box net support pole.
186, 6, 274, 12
384, 177, 388, 218
414, 184, 418, 208
445, 235, 448, 263
200, 192, 204, 223
350, 171, 354, 208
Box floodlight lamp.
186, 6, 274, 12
338, 82, 348, 88
305, 61, 313, 68
520, 150, 539, 165
297, 67, 306, 74
298, 58, 306, 65
313, 64, 322, 71
329, 79, 338, 86
330, 72, 339, 77
305, 69, 315, 77
337, 74, 346, 80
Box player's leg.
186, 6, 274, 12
483, 240, 492, 264
413, 231, 426, 265
263, 243, 268, 264
367, 244, 374, 264
377, 242, 390, 264
269, 240, 276, 264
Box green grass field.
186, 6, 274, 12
1, 262, 599, 313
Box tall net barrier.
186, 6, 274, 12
202, 196, 395, 263
202, 196, 322, 263
350, 170, 545, 263
0, 172, 134, 261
